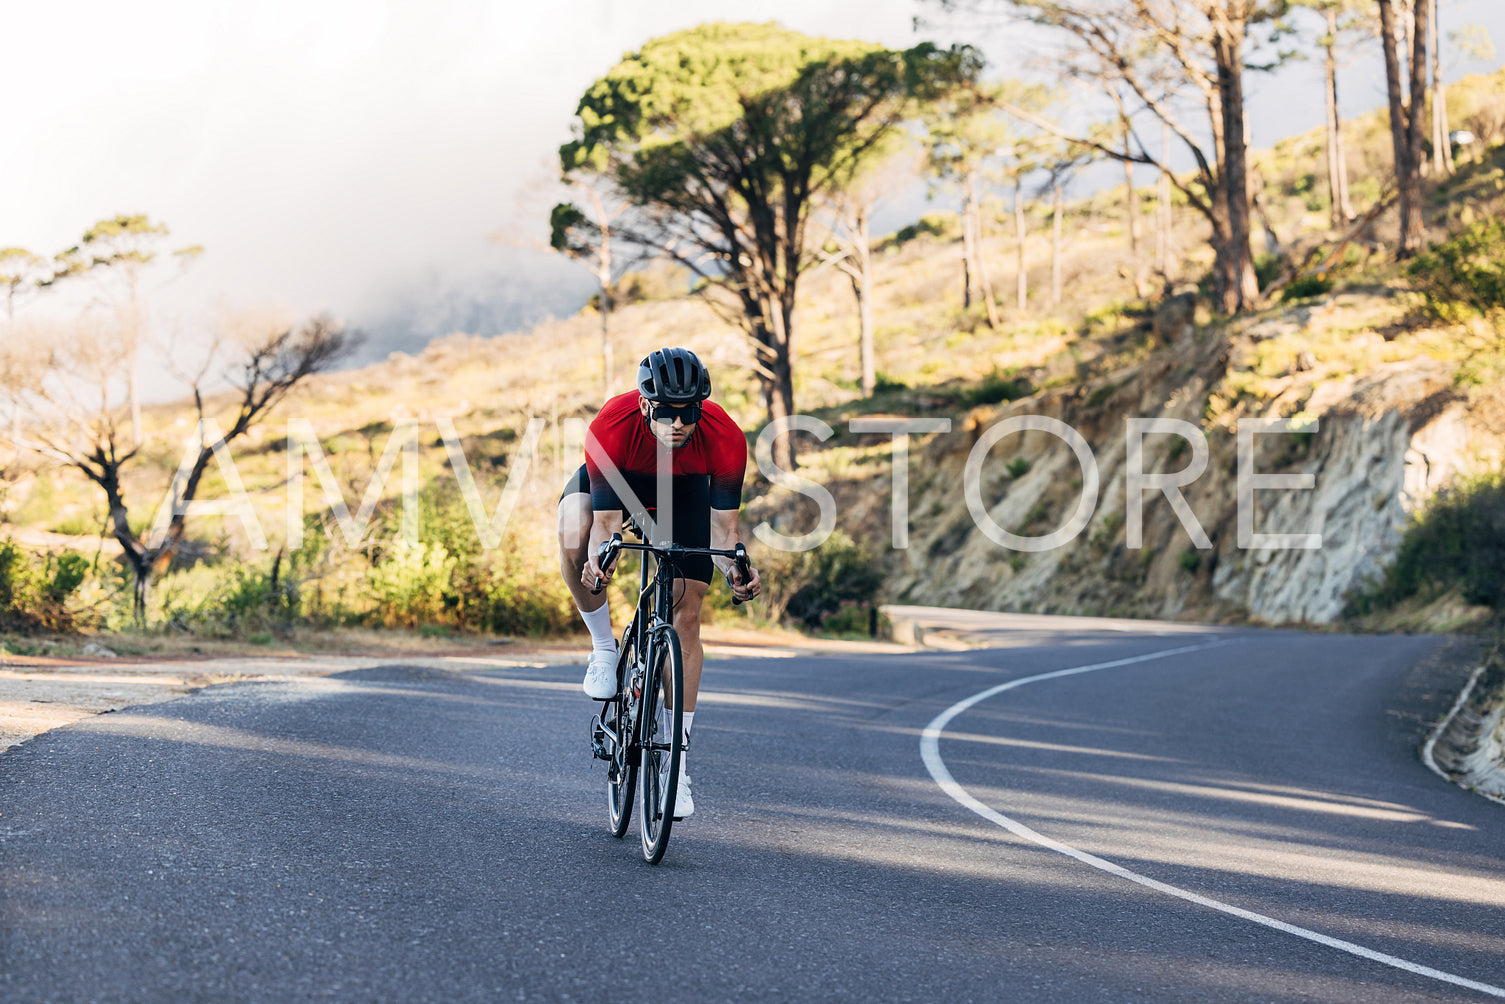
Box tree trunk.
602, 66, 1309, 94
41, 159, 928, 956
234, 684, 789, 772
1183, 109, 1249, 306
1323, 17, 1355, 226
965, 172, 999, 328
1156, 122, 1173, 279
853, 206, 875, 398
1405, 0, 1431, 246
1402, 0, 1426, 184
768, 351, 796, 472
960, 183, 976, 310
1212, 15, 1259, 312
597, 230, 614, 400
1122, 147, 1145, 298
123, 303, 142, 449
972, 213, 1000, 330
762, 281, 800, 472
1051, 180, 1064, 308
1251, 170, 1281, 257
1381, 0, 1427, 257
1334, 108, 1354, 221
1014, 182, 1027, 312
1429, 0, 1453, 176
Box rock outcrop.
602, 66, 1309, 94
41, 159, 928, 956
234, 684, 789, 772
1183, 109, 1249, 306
859, 304, 1496, 626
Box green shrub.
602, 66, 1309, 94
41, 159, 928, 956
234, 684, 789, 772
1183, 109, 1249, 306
1282, 274, 1335, 301
1347, 470, 1505, 614
880, 214, 951, 250
468, 545, 578, 637
756, 531, 884, 630
1254, 253, 1284, 291
1408, 218, 1505, 325
366, 542, 459, 627
1178, 550, 1201, 573
49, 514, 98, 537
154, 551, 301, 637
820, 603, 880, 637
1005, 457, 1030, 479
47, 553, 90, 604
1085, 380, 1127, 408
964, 368, 1031, 407
0, 540, 90, 632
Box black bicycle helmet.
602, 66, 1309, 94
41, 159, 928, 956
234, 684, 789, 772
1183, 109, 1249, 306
637, 347, 711, 404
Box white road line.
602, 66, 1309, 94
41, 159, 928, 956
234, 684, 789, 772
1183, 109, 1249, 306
920, 641, 1505, 999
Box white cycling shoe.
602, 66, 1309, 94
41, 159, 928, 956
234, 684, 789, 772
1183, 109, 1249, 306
672, 767, 694, 819
581, 649, 618, 699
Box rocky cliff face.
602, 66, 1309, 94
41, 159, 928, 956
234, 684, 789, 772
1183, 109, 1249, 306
1212, 368, 1471, 623
854, 303, 1498, 626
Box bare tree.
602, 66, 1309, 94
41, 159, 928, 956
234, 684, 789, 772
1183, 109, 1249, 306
997, 133, 1054, 314
0, 249, 52, 459
821, 201, 879, 396
549, 182, 632, 401
48, 216, 202, 447
1379, 0, 1431, 256
936, 0, 1286, 314
25, 316, 355, 619
923, 84, 1027, 328
1298, 1, 1370, 225
815, 143, 914, 398
966, 169, 1003, 326
1038, 145, 1092, 307
0, 248, 48, 323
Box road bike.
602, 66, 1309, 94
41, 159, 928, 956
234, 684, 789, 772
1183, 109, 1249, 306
587, 527, 749, 864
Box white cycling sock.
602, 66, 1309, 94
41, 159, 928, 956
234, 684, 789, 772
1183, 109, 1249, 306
681, 711, 695, 748
578, 603, 616, 654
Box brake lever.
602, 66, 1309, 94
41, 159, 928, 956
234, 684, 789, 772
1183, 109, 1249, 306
730, 541, 752, 607
590, 532, 623, 595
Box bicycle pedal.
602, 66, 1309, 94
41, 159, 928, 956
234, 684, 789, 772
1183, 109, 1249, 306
588, 715, 611, 761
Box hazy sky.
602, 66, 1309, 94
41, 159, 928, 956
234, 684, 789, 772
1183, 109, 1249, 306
3, 0, 1501, 355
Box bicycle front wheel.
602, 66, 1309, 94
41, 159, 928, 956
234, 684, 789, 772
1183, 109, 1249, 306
606, 629, 639, 838
638, 626, 683, 865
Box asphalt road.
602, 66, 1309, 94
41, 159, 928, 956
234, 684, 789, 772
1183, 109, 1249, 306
2, 617, 1503, 1002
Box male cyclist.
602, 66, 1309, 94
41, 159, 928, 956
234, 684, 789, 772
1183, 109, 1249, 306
557, 346, 761, 817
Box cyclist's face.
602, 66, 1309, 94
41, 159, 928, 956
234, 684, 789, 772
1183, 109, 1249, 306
639, 398, 698, 448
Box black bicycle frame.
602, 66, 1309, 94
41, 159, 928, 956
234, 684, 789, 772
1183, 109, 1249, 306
594, 531, 750, 761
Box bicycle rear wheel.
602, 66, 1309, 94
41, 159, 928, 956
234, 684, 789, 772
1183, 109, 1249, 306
638, 626, 683, 864
605, 629, 638, 838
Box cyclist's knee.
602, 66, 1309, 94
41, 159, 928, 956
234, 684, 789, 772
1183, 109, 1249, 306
556, 494, 592, 550
673, 581, 708, 636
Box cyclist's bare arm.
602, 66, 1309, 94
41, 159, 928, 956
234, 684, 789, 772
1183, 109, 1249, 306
709, 508, 760, 601
583, 508, 624, 590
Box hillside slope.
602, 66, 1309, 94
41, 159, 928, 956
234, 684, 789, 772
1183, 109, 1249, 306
6, 69, 1504, 632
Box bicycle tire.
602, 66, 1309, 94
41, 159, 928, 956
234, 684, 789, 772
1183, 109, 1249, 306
638, 625, 683, 864
605, 629, 638, 838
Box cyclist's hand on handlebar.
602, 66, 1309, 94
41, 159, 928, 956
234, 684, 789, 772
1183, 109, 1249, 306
582, 553, 608, 593
584, 539, 618, 594
726, 562, 761, 602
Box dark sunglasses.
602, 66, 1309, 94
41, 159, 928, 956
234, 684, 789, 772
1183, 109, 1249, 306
649, 402, 702, 425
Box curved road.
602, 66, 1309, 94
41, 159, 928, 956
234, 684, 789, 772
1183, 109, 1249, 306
2, 617, 1502, 1002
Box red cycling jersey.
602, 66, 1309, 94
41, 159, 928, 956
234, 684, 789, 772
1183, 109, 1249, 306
585, 391, 748, 512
